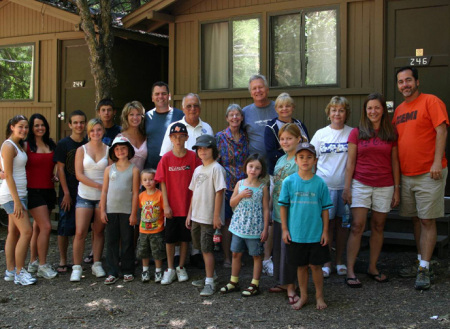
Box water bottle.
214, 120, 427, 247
342, 204, 351, 228
213, 229, 222, 251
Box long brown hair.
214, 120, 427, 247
358, 93, 396, 142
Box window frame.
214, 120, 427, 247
0, 42, 36, 102
199, 15, 262, 91
268, 5, 340, 89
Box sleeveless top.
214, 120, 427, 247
0, 140, 28, 204
106, 163, 134, 214
229, 179, 265, 238
117, 133, 147, 171
77, 145, 109, 200
26, 143, 55, 189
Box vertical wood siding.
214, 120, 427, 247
0, 2, 74, 38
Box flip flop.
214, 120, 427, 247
367, 272, 389, 283
336, 265, 347, 276
269, 285, 287, 293
345, 277, 362, 288
288, 294, 300, 305
322, 266, 331, 278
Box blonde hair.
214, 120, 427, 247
325, 96, 351, 123
275, 92, 295, 109
86, 118, 104, 141
278, 123, 301, 139
120, 101, 146, 136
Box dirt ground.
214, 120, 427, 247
0, 226, 449, 329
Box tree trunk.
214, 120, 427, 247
75, 0, 117, 104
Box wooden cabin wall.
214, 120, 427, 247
171, 0, 382, 136
0, 1, 81, 143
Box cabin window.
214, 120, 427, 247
270, 8, 337, 87
0, 44, 35, 100
201, 18, 260, 90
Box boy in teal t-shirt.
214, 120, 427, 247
279, 142, 332, 311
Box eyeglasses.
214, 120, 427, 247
185, 104, 200, 110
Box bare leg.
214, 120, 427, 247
203, 252, 215, 278
335, 217, 349, 265
166, 243, 175, 269
368, 211, 387, 276
253, 255, 263, 280
310, 265, 327, 310
5, 216, 19, 271
231, 252, 242, 277
292, 266, 308, 310
179, 241, 188, 268
323, 219, 334, 270
92, 208, 105, 263
29, 221, 39, 262
346, 207, 368, 281
154, 259, 163, 269
10, 212, 33, 273
72, 208, 93, 265
58, 236, 69, 266
29, 206, 52, 265
412, 216, 422, 254
419, 218, 437, 262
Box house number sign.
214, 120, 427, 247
73, 81, 85, 88
409, 56, 431, 66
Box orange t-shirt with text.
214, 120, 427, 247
393, 93, 449, 176
139, 189, 164, 234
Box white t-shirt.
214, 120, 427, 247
189, 161, 226, 225
310, 125, 352, 190
159, 117, 214, 156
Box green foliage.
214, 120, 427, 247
232, 19, 260, 88
0, 45, 34, 100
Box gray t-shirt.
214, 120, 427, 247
145, 107, 184, 170
242, 101, 277, 156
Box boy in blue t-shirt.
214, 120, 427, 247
279, 142, 333, 311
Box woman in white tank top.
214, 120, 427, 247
71, 119, 109, 282
0, 115, 37, 285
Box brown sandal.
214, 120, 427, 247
220, 281, 240, 294
241, 283, 260, 297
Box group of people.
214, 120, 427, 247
1, 67, 447, 310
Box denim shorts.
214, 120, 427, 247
75, 195, 100, 209
1, 197, 28, 215
328, 189, 345, 220
230, 234, 264, 256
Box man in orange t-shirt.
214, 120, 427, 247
393, 66, 449, 290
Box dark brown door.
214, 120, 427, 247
386, 0, 450, 193
59, 39, 96, 139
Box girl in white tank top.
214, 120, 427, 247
71, 119, 109, 282
1, 115, 36, 285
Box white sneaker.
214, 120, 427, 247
154, 271, 163, 283
27, 260, 39, 273
37, 264, 58, 279
4, 269, 15, 282
161, 268, 176, 285
70, 265, 83, 282
14, 268, 37, 286
91, 261, 106, 278
200, 282, 216, 296
262, 258, 274, 277
176, 266, 188, 282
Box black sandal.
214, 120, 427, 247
220, 281, 240, 294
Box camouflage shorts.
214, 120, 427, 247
136, 231, 166, 260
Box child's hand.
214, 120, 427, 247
213, 216, 221, 229
185, 216, 191, 229
282, 230, 291, 245
239, 188, 253, 199
129, 215, 137, 226
164, 205, 173, 219
320, 232, 329, 246
260, 228, 268, 242
100, 212, 108, 224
